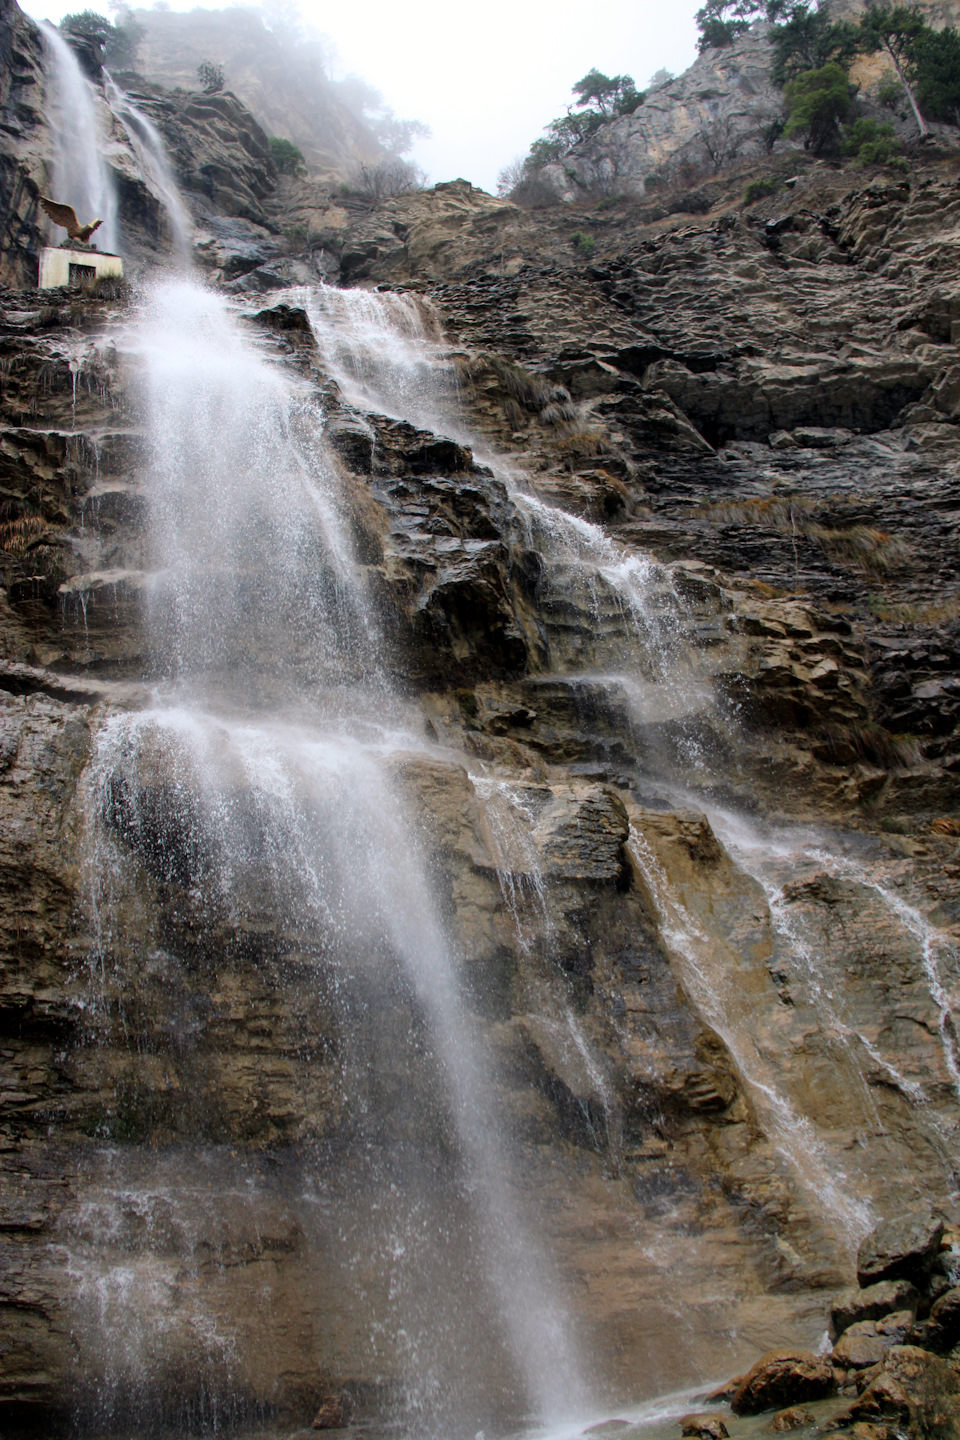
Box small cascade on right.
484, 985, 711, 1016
103, 74, 193, 259
301, 278, 960, 1275
41, 22, 119, 253
707, 807, 960, 1185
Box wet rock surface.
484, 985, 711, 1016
730, 1350, 836, 1416
2, 9, 960, 1432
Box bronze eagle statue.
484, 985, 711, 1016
40, 196, 103, 244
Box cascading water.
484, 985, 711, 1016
104, 74, 193, 259
297, 280, 960, 1256
75, 278, 586, 1434
304, 284, 719, 769
42, 23, 119, 253
706, 808, 960, 1179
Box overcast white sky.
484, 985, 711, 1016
21, 0, 701, 192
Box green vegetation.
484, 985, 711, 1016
59, 8, 145, 68
499, 69, 645, 197
911, 25, 960, 124
743, 176, 780, 204
643, 174, 663, 190
695, 0, 798, 53
196, 59, 224, 94
269, 137, 306, 176
876, 71, 905, 109
769, 6, 857, 84
844, 116, 901, 164
571, 69, 643, 118
783, 60, 855, 151
696, 0, 960, 143
858, 5, 929, 135
570, 231, 596, 257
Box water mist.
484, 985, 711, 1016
75, 278, 587, 1435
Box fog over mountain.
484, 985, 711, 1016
21, 0, 702, 190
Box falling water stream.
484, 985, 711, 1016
104, 74, 194, 258
42, 23, 119, 253
74, 279, 585, 1435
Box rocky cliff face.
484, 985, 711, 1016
126, 6, 398, 183
534, 0, 957, 204
2, 4, 960, 1437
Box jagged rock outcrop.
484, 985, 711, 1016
539, 26, 785, 202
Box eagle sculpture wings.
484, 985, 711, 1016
40, 196, 103, 244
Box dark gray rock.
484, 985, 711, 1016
857, 1214, 944, 1290
911, 1287, 960, 1355
833, 1313, 914, 1370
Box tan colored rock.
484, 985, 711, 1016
680, 1413, 729, 1439
771, 1407, 815, 1432
857, 1214, 944, 1289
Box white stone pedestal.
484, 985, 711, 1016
38, 246, 124, 290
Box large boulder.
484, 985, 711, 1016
857, 1214, 945, 1290
832, 1280, 919, 1339
833, 1313, 914, 1369
730, 1349, 835, 1417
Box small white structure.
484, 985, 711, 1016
38, 245, 123, 290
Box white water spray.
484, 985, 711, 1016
79, 278, 587, 1432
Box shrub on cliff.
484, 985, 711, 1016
60, 10, 112, 47
783, 61, 856, 151
571, 70, 644, 119
910, 25, 960, 125
695, 0, 812, 53
197, 59, 224, 93
743, 176, 779, 204
857, 5, 929, 136
269, 137, 306, 176
770, 4, 858, 85
503, 68, 646, 199
347, 159, 425, 202
60, 9, 144, 69
844, 116, 901, 164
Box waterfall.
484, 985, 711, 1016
299, 280, 960, 1249
104, 74, 193, 259
78, 278, 586, 1433
42, 23, 119, 254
